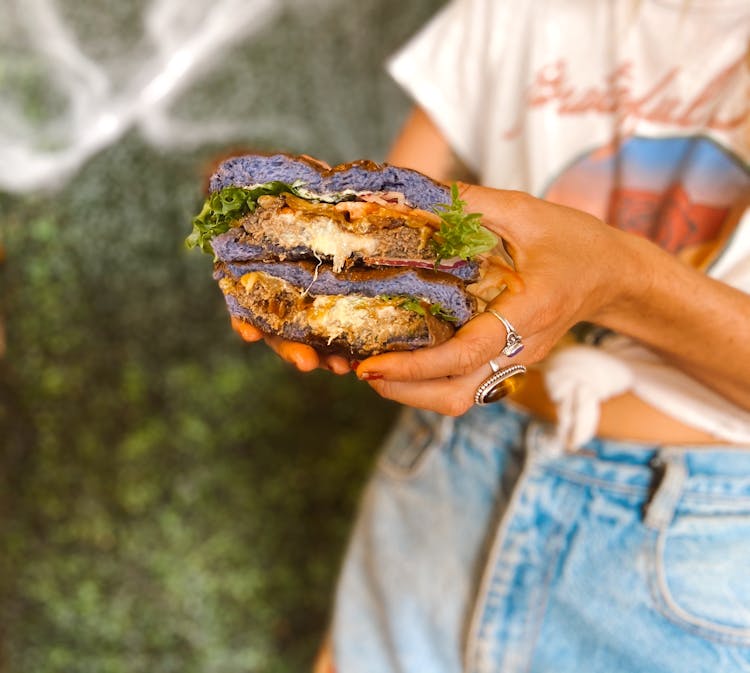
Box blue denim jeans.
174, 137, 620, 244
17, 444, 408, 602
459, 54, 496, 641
331, 403, 750, 673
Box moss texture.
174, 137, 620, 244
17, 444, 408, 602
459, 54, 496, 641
0, 1, 445, 670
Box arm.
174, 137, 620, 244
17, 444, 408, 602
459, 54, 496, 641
387, 106, 476, 183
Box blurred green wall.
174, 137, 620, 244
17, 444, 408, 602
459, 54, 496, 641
0, 2, 446, 671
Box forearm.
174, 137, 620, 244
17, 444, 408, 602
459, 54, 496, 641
601, 229, 750, 409
386, 107, 476, 184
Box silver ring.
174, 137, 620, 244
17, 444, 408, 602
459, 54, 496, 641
486, 309, 524, 357
488, 358, 501, 373
474, 364, 527, 406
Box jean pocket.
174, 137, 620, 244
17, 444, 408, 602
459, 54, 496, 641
651, 511, 750, 646
376, 408, 451, 481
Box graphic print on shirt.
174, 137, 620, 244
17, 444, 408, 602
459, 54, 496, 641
543, 136, 750, 266
504, 55, 749, 142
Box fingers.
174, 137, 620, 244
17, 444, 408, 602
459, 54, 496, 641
231, 316, 264, 342
267, 335, 321, 372
356, 308, 531, 383
359, 307, 534, 414
324, 354, 353, 375
366, 367, 491, 416
265, 336, 354, 374
230, 316, 352, 374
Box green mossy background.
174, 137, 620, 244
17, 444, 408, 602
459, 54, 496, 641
0, 2, 445, 671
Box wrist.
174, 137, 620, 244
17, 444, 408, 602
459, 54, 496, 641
592, 228, 660, 333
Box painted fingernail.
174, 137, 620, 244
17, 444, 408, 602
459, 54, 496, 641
358, 371, 383, 381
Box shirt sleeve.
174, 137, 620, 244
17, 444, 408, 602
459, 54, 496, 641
386, 0, 508, 175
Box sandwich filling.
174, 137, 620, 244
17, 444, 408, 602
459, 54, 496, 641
236, 193, 438, 272
188, 180, 498, 273
218, 270, 454, 353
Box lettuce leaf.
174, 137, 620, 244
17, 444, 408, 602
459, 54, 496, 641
186, 181, 301, 255
383, 296, 458, 324
430, 183, 498, 262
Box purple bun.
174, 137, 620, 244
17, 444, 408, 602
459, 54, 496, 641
209, 153, 451, 212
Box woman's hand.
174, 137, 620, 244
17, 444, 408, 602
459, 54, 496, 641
230, 317, 353, 375
354, 184, 647, 415
231, 184, 637, 398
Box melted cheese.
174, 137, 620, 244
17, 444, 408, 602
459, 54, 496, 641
308, 222, 379, 272
307, 296, 403, 344
273, 213, 379, 272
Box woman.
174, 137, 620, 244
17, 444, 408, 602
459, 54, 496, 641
235, 1, 750, 670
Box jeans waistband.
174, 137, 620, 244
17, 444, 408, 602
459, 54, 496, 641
524, 419, 750, 501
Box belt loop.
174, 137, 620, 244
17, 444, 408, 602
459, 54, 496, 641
526, 421, 566, 461
643, 450, 687, 530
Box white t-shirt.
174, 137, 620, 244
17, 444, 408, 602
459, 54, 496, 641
389, 0, 750, 445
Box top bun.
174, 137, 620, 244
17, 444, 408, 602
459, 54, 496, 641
208, 153, 451, 212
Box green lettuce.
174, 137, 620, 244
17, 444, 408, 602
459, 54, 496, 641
384, 296, 458, 324
431, 183, 498, 262
185, 181, 301, 255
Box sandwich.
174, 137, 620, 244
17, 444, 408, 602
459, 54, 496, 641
186, 153, 498, 358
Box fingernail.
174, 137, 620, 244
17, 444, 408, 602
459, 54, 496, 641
358, 371, 383, 381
